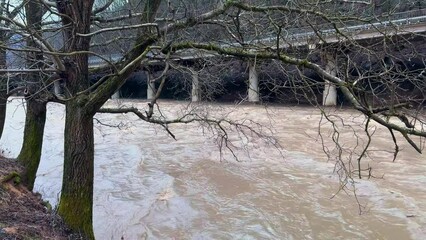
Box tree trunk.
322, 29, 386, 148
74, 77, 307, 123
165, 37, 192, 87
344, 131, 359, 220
54, 0, 95, 237
16, 0, 47, 189
0, 90, 6, 141
53, 1, 161, 237
0, 47, 6, 140
17, 98, 46, 190
57, 100, 95, 239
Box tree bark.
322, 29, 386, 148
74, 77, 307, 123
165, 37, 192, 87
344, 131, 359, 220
56, 59, 95, 239
57, 100, 95, 239
57, 60, 95, 239
0, 47, 6, 140
0, 89, 6, 141
17, 99, 46, 190
55, 0, 95, 237
17, 0, 47, 190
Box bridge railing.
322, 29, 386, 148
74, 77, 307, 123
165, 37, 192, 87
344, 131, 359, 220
254, 8, 426, 46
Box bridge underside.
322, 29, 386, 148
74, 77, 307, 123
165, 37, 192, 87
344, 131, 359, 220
95, 34, 426, 106
111, 63, 425, 106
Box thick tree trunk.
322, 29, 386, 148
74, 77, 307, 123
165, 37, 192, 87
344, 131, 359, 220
17, 98, 46, 190
58, 100, 95, 239
16, 0, 47, 189
53, 1, 161, 237
54, 0, 95, 237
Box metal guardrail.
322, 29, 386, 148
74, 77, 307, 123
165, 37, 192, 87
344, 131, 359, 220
256, 8, 426, 45
383, 8, 426, 21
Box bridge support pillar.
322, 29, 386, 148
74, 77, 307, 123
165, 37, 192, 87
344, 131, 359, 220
146, 71, 156, 100
248, 60, 259, 103
323, 53, 337, 106
191, 70, 200, 102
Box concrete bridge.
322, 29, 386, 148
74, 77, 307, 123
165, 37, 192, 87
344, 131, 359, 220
90, 8, 426, 105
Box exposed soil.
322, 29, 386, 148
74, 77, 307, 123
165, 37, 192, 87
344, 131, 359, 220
0, 156, 78, 240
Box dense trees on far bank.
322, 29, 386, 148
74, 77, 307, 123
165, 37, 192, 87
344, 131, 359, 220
0, 0, 425, 238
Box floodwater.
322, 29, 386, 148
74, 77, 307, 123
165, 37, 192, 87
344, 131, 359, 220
1, 97, 425, 239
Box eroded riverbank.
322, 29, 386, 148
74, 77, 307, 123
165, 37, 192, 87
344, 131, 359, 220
0, 157, 73, 239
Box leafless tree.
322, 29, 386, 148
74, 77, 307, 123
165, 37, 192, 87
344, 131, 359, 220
0, 0, 425, 238
0, 0, 25, 139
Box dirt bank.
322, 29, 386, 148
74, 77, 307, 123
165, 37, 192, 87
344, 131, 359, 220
0, 156, 78, 239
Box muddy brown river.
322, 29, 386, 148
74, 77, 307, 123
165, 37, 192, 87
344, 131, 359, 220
1, 98, 425, 239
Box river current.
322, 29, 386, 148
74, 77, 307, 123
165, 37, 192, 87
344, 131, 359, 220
1, 98, 425, 239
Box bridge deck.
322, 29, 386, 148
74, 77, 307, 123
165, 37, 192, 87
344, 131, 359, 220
86, 8, 426, 68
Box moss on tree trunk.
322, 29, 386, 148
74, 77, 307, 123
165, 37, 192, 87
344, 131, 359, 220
17, 99, 46, 191
57, 100, 95, 240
